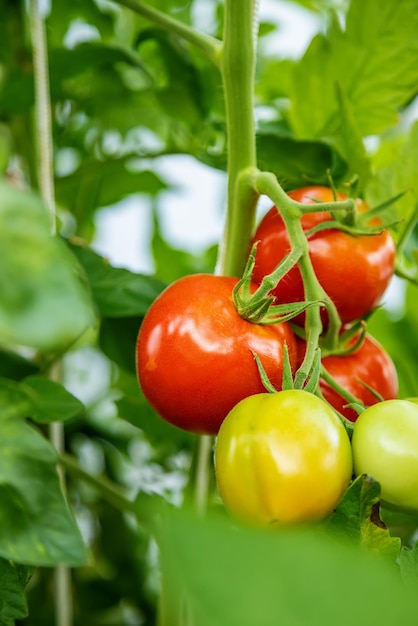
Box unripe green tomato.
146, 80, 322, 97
214, 390, 353, 526
352, 399, 418, 511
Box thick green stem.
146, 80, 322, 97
111, 0, 222, 66
217, 1, 260, 277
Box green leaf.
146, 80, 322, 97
367, 120, 418, 234
290, 0, 418, 140
99, 316, 140, 373
156, 506, 418, 626
400, 541, 418, 588
22, 375, 84, 423
256, 128, 347, 190
115, 372, 193, 451
0, 181, 96, 351
0, 559, 32, 625
0, 349, 39, 382
70, 243, 167, 318
56, 163, 169, 219
324, 474, 401, 560
0, 414, 88, 566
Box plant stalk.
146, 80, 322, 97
110, 0, 222, 65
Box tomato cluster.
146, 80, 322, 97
136, 185, 417, 526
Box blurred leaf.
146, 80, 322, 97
256, 126, 348, 189
0, 42, 146, 115
47, 0, 115, 46
290, 0, 418, 140
56, 162, 169, 222
22, 375, 85, 423
0, 558, 32, 625
0, 181, 96, 351
324, 475, 401, 559
136, 28, 207, 125
400, 541, 418, 588
115, 371, 194, 451
0, 413, 88, 566
0, 349, 39, 381
366, 120, 418, 235
99, 316, 140, 373
70, 243, 167, 318
156, 506, 418, 626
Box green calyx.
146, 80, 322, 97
232, 242, 323, 325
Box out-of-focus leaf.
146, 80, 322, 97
399, 541, 418, 588
0, 558, 32, 625
0, 413, 88, 566
0, 349, 39, 381
70, 243, 166, 318
0, 181, 96, 351
47, 0, 115, 46
155, 506, 418, 626
256, 127, 347, 189
99, 316, 140, 373
56, 162, 169, 219
290, 0, 418, 140
366, 120, 418, 236
22, 375, 85, 423
324, 474, 401, 560
115, 371, 194, 451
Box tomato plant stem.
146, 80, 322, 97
217, 1, 260, 277
194, 435, 213, 515
111, 0, 222, 66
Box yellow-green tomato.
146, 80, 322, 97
352, 399, 418, 511
214, 390, 353, 526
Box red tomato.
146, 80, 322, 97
297, 333, 398, 422
251, 186, 396, 324
136, 274, 297, 435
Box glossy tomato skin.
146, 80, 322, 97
352, 399, 418, 511
296, 334, 398, 422
215, 390, 353, 526
252, 186, 396, 324
136, 274, 297, 435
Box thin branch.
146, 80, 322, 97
111, 0, 222, 66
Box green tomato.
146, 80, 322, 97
215, 390, 353, 526
352, 399, 418, 511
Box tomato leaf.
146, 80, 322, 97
155, 505, 418, 626
399, 541, 418, 589
324, 474, 401, 560
22, 375, 84, 423
0, 181, 96, 351
0, 559, 32, 625
0, 413, 88, 566
70, 243, 166, 318
290, 0, 418, 139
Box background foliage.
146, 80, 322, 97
0, 0, 417, 624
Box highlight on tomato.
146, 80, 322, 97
214, 390, 353, 526
297, 333, 398, 422
136, 274, 297, 435
352, 399, 418, 512
251, 186, 396, 325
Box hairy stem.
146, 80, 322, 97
217, 1, 260, 277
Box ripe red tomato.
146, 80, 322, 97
136, 274, 297, 435
251, 186, 396, 324
297, 333, 398, 422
